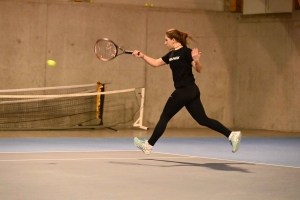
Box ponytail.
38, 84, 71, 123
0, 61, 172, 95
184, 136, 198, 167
166, 29, 194, 47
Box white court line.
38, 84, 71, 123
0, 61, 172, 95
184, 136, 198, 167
1, 150, 299, 169
0, 150, 197, 162
0, 156, 198, 162
155, 151, 300, 169
0, 150, 139, 154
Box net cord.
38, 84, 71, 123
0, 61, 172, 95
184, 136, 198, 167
0, 88, 135, 99
0, 83, 97, 93
0, 89, 96, 104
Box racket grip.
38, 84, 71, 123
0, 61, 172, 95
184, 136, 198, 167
124, 51, 140, 56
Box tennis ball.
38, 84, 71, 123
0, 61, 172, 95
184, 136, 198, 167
150, 4, 154, 7
47, 60, 56, 67
145, 3, 148, 6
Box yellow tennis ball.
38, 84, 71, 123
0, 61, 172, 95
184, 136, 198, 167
145, 3, 148, 6
150, 4, 154, 7
47, 60, 56, 67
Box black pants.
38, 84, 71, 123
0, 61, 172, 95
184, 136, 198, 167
148, 84, 232, 146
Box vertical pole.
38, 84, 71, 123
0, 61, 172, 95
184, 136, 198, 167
133, 88, 149, 130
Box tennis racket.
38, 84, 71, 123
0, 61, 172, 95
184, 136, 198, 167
94, 38, 139, 61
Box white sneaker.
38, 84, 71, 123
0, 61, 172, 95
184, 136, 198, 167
229, 131, 242, 153
134, 137, 153, 155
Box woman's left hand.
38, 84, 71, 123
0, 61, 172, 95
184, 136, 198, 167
192, 48, 201, 62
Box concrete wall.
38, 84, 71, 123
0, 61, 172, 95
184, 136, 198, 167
0, 1, 146, 90
235, 13, 300, 132
0, 0, 299, 132
90, 0, 225, 11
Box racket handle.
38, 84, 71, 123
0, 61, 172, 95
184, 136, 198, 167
124, 51, 140, 56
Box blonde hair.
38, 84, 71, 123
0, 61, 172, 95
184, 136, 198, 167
166, 29, 193, 47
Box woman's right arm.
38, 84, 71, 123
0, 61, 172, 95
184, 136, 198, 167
132, 50, 166, 68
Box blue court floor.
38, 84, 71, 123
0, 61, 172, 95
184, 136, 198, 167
0, 128, 300, 168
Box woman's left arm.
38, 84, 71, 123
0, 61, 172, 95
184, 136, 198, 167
191, 48, 202, 73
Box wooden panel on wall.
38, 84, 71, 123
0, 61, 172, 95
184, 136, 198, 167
294, 0, 300, 10
230, 0, 243, 12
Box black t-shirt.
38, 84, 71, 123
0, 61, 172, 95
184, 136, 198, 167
161, 46, 195, 88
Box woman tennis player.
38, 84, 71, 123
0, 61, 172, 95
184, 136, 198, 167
132, 28, 242, 154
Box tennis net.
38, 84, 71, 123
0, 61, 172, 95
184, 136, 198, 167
0, 82, 142, 130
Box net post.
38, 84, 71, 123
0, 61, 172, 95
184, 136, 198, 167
96, 82, 103, 119
133, 88, 149, 130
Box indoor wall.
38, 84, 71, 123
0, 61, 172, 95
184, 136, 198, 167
0, 0, 299, 132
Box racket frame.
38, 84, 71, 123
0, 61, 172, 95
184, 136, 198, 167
94, 38, 133, 61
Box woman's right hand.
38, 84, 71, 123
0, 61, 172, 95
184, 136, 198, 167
132, 50, 144, 58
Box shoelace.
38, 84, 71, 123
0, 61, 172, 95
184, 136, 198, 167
138, 140, 148, 150
232, 134, 240, 143
144, 141, 153, 152
142, 142, 148, 150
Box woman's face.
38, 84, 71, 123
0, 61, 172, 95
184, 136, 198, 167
164, 35, 174, 50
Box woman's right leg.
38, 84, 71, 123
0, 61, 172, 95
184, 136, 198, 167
148, 88, 191, 146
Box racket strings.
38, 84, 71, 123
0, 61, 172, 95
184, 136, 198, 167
96, 40, 117, 60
